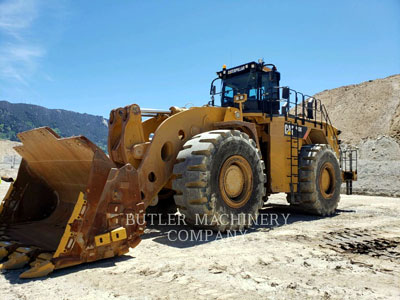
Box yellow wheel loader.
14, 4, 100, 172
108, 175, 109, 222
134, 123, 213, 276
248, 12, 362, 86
0, 60, 356, 278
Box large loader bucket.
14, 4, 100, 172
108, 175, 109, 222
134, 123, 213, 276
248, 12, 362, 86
0, 128, 145, 278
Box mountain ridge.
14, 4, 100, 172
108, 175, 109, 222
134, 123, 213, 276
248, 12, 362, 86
0, 100, 109, 150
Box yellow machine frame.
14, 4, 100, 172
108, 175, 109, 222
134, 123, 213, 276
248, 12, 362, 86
108, 103, 340, 207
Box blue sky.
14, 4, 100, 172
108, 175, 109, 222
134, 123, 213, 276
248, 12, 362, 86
0, 0, 399, 118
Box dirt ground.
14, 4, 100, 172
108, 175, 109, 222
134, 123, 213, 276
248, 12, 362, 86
0, 182, 399, 300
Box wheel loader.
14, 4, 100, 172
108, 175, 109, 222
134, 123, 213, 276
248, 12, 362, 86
0, 60, 356, 278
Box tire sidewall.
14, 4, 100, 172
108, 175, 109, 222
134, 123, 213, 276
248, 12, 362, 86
315, 150, 341, 212
209, 136, 263, 216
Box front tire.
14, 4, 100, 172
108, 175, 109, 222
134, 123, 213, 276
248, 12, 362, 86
173, 130, 266, 231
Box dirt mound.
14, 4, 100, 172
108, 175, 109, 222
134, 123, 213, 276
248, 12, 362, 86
315, 74, 400, 144
355, 136, 400, 197
314, 74, 400, 196
0, 139, 20, 156
0, 139, 21, 179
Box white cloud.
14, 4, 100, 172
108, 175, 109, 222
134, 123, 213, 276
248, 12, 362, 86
0, 43, 44, 84
0, 0, 44, 84
0, 0, 38, 38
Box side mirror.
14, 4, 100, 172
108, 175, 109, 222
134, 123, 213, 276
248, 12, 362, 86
282, 87, 290, 99
210, 85, 216, 95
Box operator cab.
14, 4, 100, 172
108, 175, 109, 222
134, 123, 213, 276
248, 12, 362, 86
210, 61, 281, 114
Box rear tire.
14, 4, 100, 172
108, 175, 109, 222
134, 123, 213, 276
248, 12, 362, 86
287, 144, 341, 216
173, 130, 266, 231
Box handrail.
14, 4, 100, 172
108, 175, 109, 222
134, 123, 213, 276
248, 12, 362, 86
269, 86, 339, 145
340, 148, 358, 173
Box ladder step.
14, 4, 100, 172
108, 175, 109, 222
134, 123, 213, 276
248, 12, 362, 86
288, 127, 300, 185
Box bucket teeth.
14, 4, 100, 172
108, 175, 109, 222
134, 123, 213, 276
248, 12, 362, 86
0, 248, 7, 260
20, 253, 55, 279
29, 252, 54, 266
0, 247, 39, 270
0, 241, 20, 260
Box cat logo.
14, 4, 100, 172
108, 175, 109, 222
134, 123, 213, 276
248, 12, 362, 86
284, 123, 307, 138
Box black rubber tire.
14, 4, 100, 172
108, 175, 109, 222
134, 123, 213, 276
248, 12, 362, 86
287, 144, 341, 216
146, 189, 177, 220
173, 130, 266, 231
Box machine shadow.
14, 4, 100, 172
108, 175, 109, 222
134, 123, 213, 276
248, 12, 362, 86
144, 202, 355, 248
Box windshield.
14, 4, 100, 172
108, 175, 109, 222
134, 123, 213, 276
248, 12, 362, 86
221, 72, 258, 106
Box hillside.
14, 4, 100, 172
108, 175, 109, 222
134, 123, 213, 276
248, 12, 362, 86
315, 74, 400, 197
315, 74, 400, 144
0, 101, 108, 150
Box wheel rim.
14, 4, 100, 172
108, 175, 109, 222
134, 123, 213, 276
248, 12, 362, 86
319, 162, 336, 198
219, 155, 253, 208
